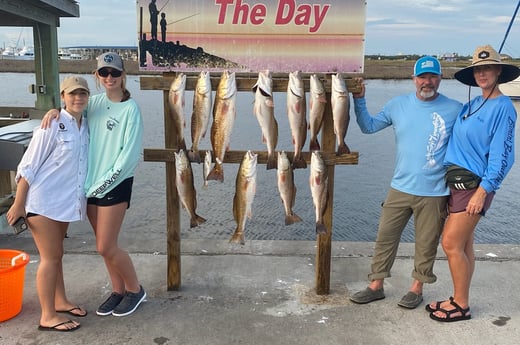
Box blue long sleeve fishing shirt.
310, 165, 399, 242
354, 93, 462, 196
444, 95, 516, 193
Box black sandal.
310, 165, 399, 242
430, 297, 471, 322
425, 300, 445, 313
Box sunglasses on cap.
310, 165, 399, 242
98, 68, 122, 78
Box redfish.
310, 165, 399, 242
230, 150, 258, 244
208, 71, 237, 182
189, 71, 212, 163
174, 149, 206, 228
168, 73, 187, 150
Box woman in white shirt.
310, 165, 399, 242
6, 76, 90, 332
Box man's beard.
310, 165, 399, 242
420, 89, 435, 99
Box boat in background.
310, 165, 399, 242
499, 77, 520, 100
498, 0, 520, 99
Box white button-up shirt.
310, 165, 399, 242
16, 110, 88, 222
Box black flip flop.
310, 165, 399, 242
56, 306, 88, 317
38, 320, 81, 332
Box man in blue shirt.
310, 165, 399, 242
349, 56, 462, 309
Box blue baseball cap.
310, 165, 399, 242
414, 56, 441, 76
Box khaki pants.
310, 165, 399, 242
368, 188, 448, 284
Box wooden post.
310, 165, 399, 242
315, 75, 336, 295
163, 73, 182, 290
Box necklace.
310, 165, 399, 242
463, 83, 497, 120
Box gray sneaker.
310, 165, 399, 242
96, 292, 124, 316
349, 287, 385, 304
112, 285, 146, 317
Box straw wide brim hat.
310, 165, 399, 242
454, 44, 520, 87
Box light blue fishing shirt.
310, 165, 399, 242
444, 95, 516, 193
85, 93, 143, 198
354, 93, 462, 196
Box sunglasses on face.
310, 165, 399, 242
98, 68, 122, 78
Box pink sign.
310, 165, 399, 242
137, 0, 366, 73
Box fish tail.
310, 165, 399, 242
316, 222, 327, 234
207, 163, 224, 182
285, 213, 303, 226
309, 139, 320, 151
178, 138, 187, 151
266, 153, 277, 170
229, 229, 245, 245
187, 149, 201, 163
292, 158, 307, 169
336, 143, 351, 155
190, 214, 207, 228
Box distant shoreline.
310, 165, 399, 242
0, 58, 463, 79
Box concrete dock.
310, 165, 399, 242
1, 222, 520, 345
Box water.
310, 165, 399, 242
2, 73, 520, 244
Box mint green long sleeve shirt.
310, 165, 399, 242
85, 93, 143, 198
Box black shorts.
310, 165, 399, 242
88, 177, 134, 209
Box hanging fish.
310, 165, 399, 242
277, 151, 302, 225
189, 71, 213, 163
168, 73, 187, 151
230, 150, 258, 244
331, 73, 351, 155
308, 74, 326, 151
202, 150, 212, 188
309, 151, 328, 234
252, 70, 278, 170
174, 149, 206, 228
208, 70, 237, 182
287, 70, 307, 169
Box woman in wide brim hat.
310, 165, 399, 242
427, 44, 518, 323
454, 44, 520, 87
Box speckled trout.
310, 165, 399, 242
252, 70, 278, 170
287, 70, 307, 169
331, 73, 351, 155
277, 151, 302, 225
308, 74, 326, 151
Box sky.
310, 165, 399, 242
1, 0, 520, 57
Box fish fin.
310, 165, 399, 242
187, 150, 201, 163
309, 139, 320, 151
229, 229, 245, 245
336, 143, 351, 155
206, 164, 224, 182
190, 214, 207, 228
316, 223, 327, 234
266, 153, 277, 170
285, 213, 303, 226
